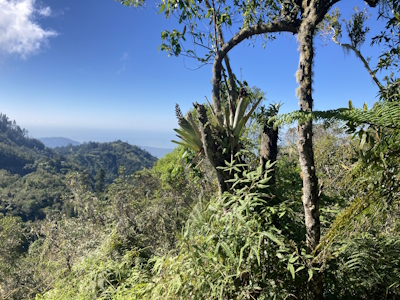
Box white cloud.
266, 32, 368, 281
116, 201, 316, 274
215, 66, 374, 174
0, 0, 57, 58
38, 6, 51, 17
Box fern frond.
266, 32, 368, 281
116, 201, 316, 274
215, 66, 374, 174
270, 102, 400, 129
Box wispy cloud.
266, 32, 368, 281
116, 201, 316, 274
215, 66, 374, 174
120, 52, 129, 61
0, 0, 57, 59
117, 52, 129, 75
37, 6, 51, 17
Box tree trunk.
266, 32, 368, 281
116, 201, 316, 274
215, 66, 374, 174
260, 125, 278, 184
296, 3, 322, 299
194, 102, 231, 194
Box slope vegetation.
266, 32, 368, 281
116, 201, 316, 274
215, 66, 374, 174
54, 141, 157, 183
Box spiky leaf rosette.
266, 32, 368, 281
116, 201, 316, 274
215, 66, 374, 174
172, 104, 203, 153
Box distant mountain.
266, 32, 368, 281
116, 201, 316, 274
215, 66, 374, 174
39, 137, 172, 158
140, 146, 173, 158
0, 115, 160, 221
39, 137, 81, 148
0, 113, 87, 221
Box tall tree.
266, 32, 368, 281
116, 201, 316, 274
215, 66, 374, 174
120, 0, 384, 297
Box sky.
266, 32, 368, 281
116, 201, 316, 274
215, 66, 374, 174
0, 0, 389, 148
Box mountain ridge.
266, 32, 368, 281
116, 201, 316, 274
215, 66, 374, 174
39, 136, 173, 158
39, 137, 80, 148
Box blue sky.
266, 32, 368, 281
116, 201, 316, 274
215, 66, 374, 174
0, 0, 388, 148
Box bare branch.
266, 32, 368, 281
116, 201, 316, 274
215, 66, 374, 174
332, 38, 384, 90
211, 20, 300, 119
204, 0, 237, 104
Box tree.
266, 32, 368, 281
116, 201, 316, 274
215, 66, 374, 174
119, 0, 386, 298
95, 168, 106, 193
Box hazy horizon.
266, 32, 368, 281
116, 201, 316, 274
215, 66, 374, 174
25, 125, 176, 149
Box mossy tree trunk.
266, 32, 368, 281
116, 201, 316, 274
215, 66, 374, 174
194, 103, 232, 194
296, 1, 322, 298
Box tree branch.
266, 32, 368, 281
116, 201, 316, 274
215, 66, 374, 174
204, 0, 238, 111
316, 0, 340, 26
333, 39, 383, 90
211, 20, 300, 119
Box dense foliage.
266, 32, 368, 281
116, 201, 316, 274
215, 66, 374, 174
3, 116, 391, 299
53, 141, 157, 184
0, 116, 157, 223
0, 147, 212, 299
1, 108, 399, 299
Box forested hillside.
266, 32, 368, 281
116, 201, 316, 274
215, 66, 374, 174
53, 141, 157, 183
0, 114, 84, 221
0, 114, 157, 222
0, 113, 47, 176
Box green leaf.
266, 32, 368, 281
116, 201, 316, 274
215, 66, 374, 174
205, 8, 212, 19
173, 128, 202, 149
220, 241, 235, 261
262, 231, 283, 246
287, 263, 295, 279
359, 132, 367, 149
296, 266, 305, 272
158, 3, 165, 14
288, 255, 297, 263
308, 269, 313, 282
171, 140, 199, 151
